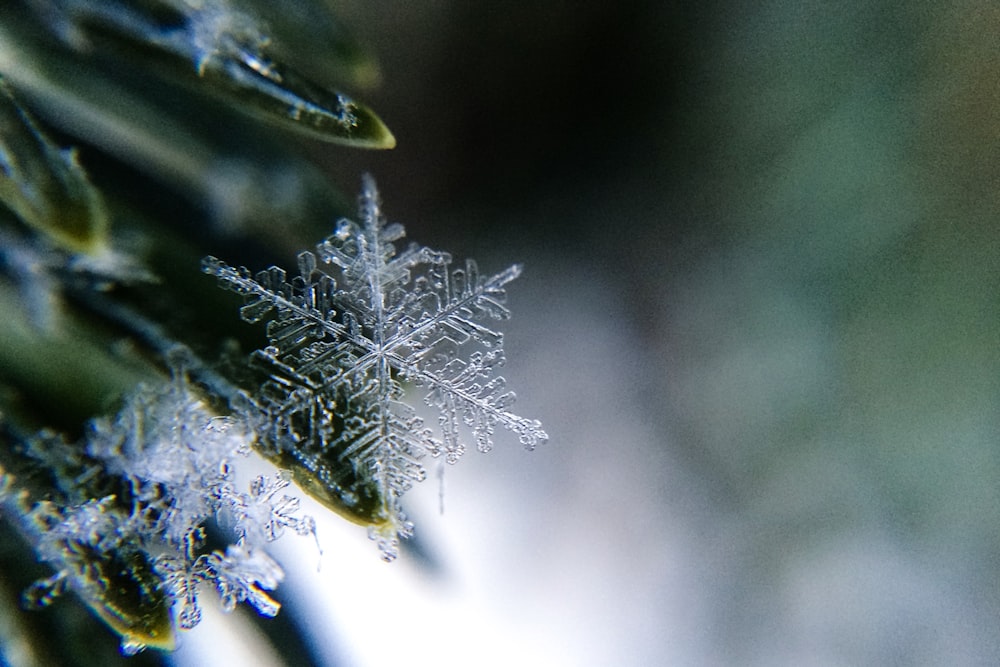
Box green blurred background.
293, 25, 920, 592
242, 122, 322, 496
303, 1, 1000, 664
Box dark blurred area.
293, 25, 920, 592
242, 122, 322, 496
326, 2, 688, 240
310, 1, 1000, 664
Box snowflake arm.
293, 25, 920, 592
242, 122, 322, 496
211, 545, 283, 617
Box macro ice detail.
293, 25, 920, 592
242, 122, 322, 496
0, 367, 316, 652
203, 175, 547, 559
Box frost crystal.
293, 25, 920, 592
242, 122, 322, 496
222, 471, 318, 546
1, 362, 316, 649
154, 532, 283, 629
204, 175, 547, 559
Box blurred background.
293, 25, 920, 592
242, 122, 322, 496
227, 1, 997, 665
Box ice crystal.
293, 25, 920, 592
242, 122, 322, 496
1, 361, 315, 649
0, 485, 172, 652
86, 360, 252, 546
210, 544, 283, 615
222, 471, 318, 546
204, 175, 547, 559
153, 531, 283, 629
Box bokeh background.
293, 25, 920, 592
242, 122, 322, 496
175, 1, 1000, 665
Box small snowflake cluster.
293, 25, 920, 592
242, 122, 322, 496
0, 355, 316, 653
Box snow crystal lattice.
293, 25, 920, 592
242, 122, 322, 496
3, 367, 316, 646
203, 175, 547, 557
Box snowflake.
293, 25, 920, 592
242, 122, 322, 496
1, 365, 315, 652
85, 360, 251, 547
154, 529, 282, 629
221, 471, 318, 546
203, 175, 547, 559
